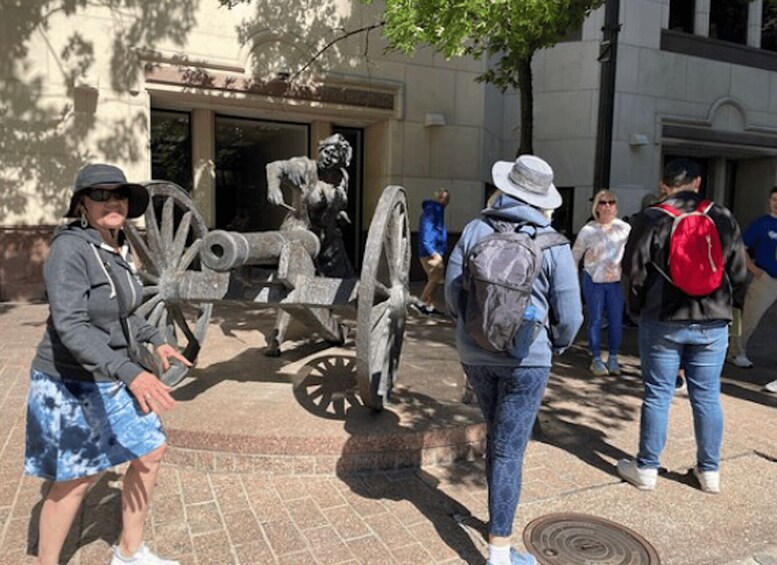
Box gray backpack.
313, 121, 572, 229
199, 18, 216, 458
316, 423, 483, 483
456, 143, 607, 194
463, 218, 568, 355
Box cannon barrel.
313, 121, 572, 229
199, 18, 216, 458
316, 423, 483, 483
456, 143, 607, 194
200, 229, 321, 272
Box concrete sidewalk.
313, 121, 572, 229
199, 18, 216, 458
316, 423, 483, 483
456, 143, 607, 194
0, 300, 775, 565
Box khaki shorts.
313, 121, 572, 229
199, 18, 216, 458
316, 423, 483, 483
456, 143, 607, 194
421, 254, 445, 284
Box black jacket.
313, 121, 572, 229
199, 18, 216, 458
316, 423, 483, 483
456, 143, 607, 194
623, 190, 748, 322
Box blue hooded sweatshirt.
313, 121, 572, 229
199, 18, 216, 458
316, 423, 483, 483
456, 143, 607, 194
418, 199, 447, 258
444, 194, 583, 368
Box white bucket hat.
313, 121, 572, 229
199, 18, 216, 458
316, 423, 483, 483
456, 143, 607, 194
491, 155, 562, 210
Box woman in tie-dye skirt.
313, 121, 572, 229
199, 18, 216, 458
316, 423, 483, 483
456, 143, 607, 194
25, 164, 191, 565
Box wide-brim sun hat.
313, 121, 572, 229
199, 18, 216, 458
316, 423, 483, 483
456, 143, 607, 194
491, 155, 562, 210
64, 163, 149, 219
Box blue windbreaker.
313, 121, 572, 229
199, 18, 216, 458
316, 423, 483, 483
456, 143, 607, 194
418, 199, 448, 257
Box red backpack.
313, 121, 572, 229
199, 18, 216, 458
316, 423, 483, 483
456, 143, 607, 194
653, 200, 724, 297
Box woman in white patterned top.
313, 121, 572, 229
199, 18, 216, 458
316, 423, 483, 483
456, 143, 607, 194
572, 190, 631, 376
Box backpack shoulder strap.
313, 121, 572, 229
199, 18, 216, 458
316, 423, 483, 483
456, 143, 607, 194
654, 202, 682, 217
534, 231, 569, 250
696, 199, 714, 214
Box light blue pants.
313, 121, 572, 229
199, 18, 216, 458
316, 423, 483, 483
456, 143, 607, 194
637, 320, 727, 472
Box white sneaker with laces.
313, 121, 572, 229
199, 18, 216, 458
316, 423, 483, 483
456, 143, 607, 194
728, 354, 754, 368
693, 466, 720, 494
617, 459, 657, 490
110, 543, 179, 565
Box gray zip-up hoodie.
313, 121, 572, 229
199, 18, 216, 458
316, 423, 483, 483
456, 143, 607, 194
32, 223, 165, 386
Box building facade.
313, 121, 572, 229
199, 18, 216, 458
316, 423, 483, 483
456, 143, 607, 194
530, 0, 777, 223
2, 0, 777, 300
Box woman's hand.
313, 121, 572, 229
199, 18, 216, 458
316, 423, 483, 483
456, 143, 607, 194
155, 343, 193, 372
428, 253, 444, 268
129, 371, 176, 415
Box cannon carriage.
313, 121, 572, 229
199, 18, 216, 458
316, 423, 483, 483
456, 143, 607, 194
123, 181, 411, 410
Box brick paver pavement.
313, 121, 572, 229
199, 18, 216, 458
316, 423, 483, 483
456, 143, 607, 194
0, 302, 776, 564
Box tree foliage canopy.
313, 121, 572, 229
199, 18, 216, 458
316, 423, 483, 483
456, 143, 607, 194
363, 0, 605, 90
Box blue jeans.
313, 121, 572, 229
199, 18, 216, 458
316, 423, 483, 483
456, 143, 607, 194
637, 320, 728, 472
463, 365, 549, 537
582, 272, 623, 359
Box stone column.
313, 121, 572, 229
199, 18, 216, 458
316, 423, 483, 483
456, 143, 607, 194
309, 121, 332, 158
191, 109, 216, 228
659, 0, 670, 30
695, 0, 710, 37
709, 157, 727, 204
748, 0, 763, 48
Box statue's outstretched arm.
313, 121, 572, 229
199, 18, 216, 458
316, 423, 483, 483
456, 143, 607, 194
265, 157, 315, 207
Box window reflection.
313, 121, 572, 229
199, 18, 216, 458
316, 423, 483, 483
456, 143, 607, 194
150, 110, 193, 191
709, 0, 748, 45
214, 116, 308, 231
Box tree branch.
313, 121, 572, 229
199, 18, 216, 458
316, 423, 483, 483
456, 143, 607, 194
291, 20, 386, 82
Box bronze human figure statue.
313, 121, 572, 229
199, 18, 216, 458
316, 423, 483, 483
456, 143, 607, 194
266, 133, 354, 278
264, 133, 355, 356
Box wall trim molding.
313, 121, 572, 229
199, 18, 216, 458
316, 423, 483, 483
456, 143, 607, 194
661, 29, 777, 72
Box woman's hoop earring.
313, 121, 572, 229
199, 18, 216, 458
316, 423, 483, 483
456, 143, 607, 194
79, 211, 88, 229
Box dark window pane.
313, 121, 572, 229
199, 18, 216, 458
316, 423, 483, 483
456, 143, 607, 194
709, 0, 748, 45
150, 110, 192, 191
764, 1, 777, 52
214, 116, 308, 231
669, 0, 695, 33
558, 24, 583, 43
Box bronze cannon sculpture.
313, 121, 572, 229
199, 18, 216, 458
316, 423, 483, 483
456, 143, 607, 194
123, 138, 411, 411
124, 180, 410, 410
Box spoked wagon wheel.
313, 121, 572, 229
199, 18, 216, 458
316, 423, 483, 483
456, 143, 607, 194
124, 181, 212, 387
356, 185, 411, 410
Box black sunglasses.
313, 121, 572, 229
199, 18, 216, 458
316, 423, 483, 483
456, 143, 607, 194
85, 187, 131, 202
597, 200, 616, 206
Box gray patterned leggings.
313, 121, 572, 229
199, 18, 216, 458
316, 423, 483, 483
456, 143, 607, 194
463, 364, 550, 537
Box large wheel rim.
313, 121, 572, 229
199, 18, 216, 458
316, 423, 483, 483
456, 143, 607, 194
124, 181, 212, 387
356, 186, 411, 410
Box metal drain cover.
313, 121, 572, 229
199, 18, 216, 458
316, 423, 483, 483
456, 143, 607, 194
523, 513, 661, 564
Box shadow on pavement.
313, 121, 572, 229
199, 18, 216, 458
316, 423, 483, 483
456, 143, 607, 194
26, 472, 123, 564
337, 404, 486, 564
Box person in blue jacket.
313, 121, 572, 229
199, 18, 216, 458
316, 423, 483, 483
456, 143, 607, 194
417, 188, 450, 315
444, 155, 583, 565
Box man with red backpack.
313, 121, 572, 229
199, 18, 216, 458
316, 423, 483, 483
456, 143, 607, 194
618, 158, 748, 494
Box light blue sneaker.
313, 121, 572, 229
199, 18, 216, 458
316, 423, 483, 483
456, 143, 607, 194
487, 548, 537, 565
590, 358, 609, 377
510, 549, 537, 565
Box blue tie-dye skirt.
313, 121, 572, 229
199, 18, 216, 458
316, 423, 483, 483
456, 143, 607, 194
25, 368, 167, 482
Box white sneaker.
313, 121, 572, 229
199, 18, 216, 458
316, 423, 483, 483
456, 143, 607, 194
728, 354, 753, 368
693, 466, 720, 494
110, 543, 179, 565
617, 459, 657, 490
764, 380, 777, 394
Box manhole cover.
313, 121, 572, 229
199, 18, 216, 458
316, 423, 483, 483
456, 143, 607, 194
523, 513, 661, 564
